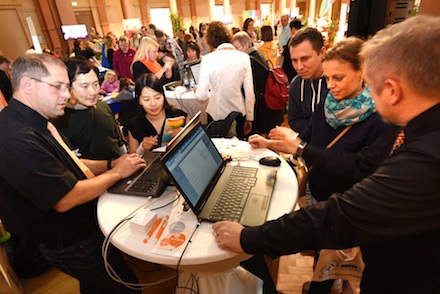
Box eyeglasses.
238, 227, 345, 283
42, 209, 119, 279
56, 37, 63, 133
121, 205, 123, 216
31, 77, 71, 92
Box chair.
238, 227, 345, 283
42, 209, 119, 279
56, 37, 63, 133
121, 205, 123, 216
0, 222, 24, 294
204, 111, 244, 139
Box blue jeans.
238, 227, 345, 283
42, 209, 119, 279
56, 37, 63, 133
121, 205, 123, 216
38, 230, 140, 294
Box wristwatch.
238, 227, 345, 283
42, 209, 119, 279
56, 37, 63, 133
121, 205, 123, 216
296, 140, 308, 157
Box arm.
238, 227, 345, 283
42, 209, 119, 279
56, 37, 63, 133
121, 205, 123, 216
108, 50, 114, 69
287, 77, 310, 133
301, 125, 397, 182
195, 59, 210, 101
215, 143, 440, 258
112, 52, 120, 77
287, 93, 309, 133
243, 58, 255, 121
54, 153, 146, 212
128, 130, 140, 153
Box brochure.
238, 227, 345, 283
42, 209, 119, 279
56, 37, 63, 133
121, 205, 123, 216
161, 116, 186, 144
151, 209, 198, 257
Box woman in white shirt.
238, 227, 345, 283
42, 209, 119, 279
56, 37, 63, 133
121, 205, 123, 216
194, 21, 255, 137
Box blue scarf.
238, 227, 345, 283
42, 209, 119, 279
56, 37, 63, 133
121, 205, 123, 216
324, 87, 376, 129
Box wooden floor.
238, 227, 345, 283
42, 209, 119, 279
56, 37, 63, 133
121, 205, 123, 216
19, 252, 359, 294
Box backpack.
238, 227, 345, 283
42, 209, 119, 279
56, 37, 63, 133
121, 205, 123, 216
250, 55, 290, 110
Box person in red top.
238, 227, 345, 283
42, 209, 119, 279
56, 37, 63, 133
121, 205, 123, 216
113, 35, 136, 80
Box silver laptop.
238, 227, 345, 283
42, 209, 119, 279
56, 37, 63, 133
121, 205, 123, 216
160, 120, 277, 226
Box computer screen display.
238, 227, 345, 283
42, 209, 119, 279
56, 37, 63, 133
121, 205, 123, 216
61, 24, 88, 40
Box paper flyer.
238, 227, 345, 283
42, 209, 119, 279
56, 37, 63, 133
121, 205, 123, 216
162, 116, 186, 144
151, 209, 198, 257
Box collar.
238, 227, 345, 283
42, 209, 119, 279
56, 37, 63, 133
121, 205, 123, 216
216, 43, 236, 51
404, 102, 440, 141
247, 47, 257, 54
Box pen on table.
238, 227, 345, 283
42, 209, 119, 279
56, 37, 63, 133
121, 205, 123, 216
143, 216, 162, 243
154, 215, 169, 244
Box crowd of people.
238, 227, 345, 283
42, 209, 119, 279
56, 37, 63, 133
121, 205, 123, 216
1, 13, 439, 294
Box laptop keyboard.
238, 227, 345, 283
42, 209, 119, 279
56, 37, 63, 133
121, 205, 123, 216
127, 159, 161, 193
209, 166, 258, 222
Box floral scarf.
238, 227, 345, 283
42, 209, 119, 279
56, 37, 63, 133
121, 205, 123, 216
324, 87, 376, 129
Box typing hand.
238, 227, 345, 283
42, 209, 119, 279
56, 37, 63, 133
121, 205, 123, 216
212, 221, 245, 253
111, 153, 146, 179
141, 135, 159, 151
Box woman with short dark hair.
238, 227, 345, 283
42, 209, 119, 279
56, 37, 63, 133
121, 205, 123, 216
257, 25, 277, 67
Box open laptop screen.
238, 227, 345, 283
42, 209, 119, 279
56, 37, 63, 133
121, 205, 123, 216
163, 126, 222, 206
184, 59, 201, 85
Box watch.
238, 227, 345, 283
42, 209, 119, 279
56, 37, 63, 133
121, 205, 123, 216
297, 140, 308, 157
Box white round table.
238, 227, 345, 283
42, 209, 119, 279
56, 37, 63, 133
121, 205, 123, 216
97, 139, 298, 293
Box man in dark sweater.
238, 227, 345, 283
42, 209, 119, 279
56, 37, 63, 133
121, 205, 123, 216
286, 27, 328, 133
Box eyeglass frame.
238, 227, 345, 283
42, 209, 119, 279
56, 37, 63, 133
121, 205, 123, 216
31, 77, 71, 92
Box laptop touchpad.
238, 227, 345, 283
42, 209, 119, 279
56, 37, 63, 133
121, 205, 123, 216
247, 194, 269, 211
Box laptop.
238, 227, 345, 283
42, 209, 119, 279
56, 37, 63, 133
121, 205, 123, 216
161, 120, 277, 227
107, 152, 170, 197
163, 80, 182, 91
184, 59, 201, 85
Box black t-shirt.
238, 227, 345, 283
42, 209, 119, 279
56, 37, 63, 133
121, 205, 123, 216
52, 102, 123, 160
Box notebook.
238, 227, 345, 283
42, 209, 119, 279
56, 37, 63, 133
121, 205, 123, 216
107, 152, 170, 197
184, 59, 201, 85
161, 120, 277, 227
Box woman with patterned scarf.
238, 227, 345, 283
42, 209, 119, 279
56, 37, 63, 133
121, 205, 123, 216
295, 37, 387, 204
131, 37, 175, 83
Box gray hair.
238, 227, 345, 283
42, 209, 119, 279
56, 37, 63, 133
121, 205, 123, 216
231, 32, 252, 49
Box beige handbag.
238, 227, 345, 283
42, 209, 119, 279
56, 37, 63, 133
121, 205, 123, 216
294, 125, 352, 208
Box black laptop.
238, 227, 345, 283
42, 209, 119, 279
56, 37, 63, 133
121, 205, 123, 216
160, 120, 277, 226
107, 152, 170, 197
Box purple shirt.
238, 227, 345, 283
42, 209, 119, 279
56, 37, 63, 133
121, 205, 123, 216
112, 47, 136, 80
100, 80, 120, 94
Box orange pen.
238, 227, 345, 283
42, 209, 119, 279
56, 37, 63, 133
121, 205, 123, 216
143, 216, 162, 243
154, 215, 169, 244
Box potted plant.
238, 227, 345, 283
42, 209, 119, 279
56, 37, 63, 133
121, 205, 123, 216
170, 13, 183, 38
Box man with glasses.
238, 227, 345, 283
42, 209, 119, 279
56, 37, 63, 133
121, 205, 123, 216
0, 53, 146, 293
